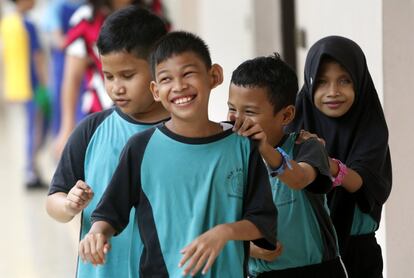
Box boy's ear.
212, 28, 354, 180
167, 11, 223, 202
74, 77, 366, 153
150, 81, 161, 102
281, 105, 296, 126
209, 64, 224, 89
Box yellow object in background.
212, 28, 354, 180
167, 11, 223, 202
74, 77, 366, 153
0, 13, 32, 102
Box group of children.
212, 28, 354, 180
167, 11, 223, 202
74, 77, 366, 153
46, 5, 392, 278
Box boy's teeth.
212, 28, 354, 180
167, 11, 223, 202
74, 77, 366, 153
174, 96, 192, 104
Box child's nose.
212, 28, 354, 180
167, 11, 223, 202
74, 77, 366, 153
172, 78, 188, 92
112, 81, 125, 95
327, 82, 340, 96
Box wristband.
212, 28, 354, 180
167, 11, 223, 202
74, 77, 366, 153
331, 158, 348, 187
269, 147, 292, 177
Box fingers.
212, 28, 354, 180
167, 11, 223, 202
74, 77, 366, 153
180, 245, 216, 276
182, 247, 203, 276
67, 181, 94, 211
232, 117, 263, 138
191, 252, 210, 276
178, 244, 194, 269
232, 115, 244, 133
201, 252, 217, 275
79, 233, 108, 266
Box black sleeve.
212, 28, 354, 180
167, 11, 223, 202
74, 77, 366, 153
48, 110, 113, 195
293, 138, 332, 194
243, 140, 277, 250
91, 127, 155, 235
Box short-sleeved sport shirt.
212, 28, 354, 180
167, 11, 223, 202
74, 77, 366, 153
49, 107, 167, 278
249, 133, 339, 275
92, 124, 277, 277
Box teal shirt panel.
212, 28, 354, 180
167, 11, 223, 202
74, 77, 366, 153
350, 205, 378, 235
79, 111, 154, 278
249, 133, 324, 275
140, 129, 251, 277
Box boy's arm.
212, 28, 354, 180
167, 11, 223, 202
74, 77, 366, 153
46, 180, 93, 223
179, 220, 262, 276
233, 117, 317, 190
91, 131, 150, 231
47, 113, 105, 222
297, 130, 363, 192
79, 220, 116, 265
260, 143, 318, 190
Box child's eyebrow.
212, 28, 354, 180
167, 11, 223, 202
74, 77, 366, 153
244, 105, 260, 110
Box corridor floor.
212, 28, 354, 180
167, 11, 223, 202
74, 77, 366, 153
0, 102, 80, 278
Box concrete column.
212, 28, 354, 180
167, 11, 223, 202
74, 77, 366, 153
383, 1, 414, 277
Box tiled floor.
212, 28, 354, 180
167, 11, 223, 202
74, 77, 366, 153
0, 103, 80, 278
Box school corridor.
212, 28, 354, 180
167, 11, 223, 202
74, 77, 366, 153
0, 101, 78, 278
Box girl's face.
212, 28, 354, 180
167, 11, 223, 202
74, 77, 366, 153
313, 60, 355, 118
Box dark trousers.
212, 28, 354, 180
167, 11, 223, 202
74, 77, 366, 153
343, 233, 383, 278
255, 257, 347, 278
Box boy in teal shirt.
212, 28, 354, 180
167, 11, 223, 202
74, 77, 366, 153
229, 54, 347, 277
46, 6, 169, 277
78, 31, 277, 277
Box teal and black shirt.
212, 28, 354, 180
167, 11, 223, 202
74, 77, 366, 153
92, 123, 277, 277
249, 133, 339, 275
49, 107, 167, 278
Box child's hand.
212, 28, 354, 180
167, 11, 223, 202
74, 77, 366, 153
79, 232, 111, 265
250, 241, 283, 262
230, 115, 268, 150
65, 180, 94, 216
179, 225, 230, 276
296, 129, 326, 146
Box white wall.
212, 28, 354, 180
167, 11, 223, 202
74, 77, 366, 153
383, 1, 414, 277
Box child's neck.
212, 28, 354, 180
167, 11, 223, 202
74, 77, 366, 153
128, 103, 169, 123
165, 118, 222, 138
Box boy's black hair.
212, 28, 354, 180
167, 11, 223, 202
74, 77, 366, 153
149, 31, 212, 78
231, 53, 298, 114
97, 5, 167, 59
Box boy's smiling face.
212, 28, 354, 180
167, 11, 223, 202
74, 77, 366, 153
228, 84, 294, 146
101, 51, 158, 121
150, 52, 222, 124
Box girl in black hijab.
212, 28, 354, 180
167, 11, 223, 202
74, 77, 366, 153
289, 36, 392, 278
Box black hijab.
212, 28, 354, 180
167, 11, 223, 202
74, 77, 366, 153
288, 36, 392, 254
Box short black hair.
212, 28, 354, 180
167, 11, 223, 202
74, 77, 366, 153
231, 53, 298, 113
149, 31, 212, 78
97, 5, 167, 59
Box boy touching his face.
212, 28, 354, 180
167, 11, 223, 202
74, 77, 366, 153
229, 54, 346, 278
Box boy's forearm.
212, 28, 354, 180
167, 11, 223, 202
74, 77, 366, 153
260, 143, 283, 170
46, 192, 76, 223
278, 161, 316, 190
89, 221, 116, 238
261, 143, 315, 190
219, 220, 262, 241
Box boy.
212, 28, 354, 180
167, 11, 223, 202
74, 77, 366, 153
0, 0, 49, 189
228, 54, 347, 277
78, 31, 277, 277
46, 6, 169, 277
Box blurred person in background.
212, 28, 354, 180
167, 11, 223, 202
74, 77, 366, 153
42, 0, 85, 137
0, 0, 50, 189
